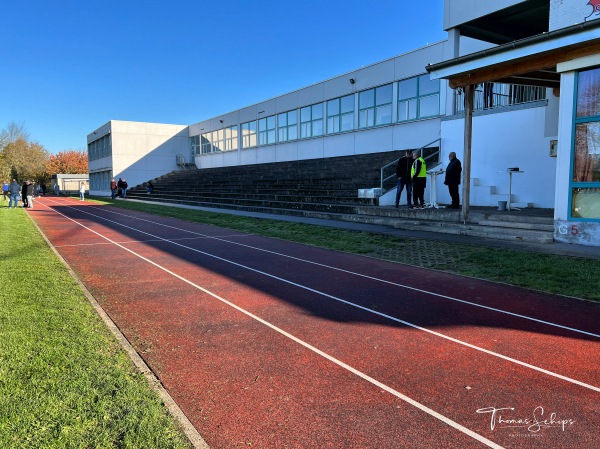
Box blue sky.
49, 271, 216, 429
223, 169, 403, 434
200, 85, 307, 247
1, 0, 446, 154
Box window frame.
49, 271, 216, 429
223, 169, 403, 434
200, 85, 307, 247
300, 103, 324, 139
359, 84, 393, 129
327, 94, 354, 134
397, 74, 440, 122
569, 66, 600, 220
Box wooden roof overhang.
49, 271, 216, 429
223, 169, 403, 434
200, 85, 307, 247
426, 20, 600, 90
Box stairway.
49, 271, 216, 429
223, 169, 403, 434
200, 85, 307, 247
126, 153, 555, 244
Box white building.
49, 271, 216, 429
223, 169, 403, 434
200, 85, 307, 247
87, 0, 600, 247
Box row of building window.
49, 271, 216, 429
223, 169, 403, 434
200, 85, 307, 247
191, 74, 440, 155
88, 134, 112, 161
89, 170, 112, 191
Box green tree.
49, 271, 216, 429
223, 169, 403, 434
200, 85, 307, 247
0, 122, 49, 182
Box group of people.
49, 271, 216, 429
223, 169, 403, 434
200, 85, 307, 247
2, 179, 87, 206
3, 179, 36, 209
110, 178, 129, 199
395, 150, 463, 210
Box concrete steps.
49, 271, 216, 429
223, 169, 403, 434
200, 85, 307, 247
127, 152, 555, 244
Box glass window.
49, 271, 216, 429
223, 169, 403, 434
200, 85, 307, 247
572, 67, 600, 219
241, 121, 257, 148
212, 129, 225, 152
258, 115, 276, 145
327, 94, 354, 134
398, 77, 417, 100
278, 110, 298, 142
419, 95, 439, 118
571, 188, 600, 218
190, 135, 200, 155
577, 67, 600, 118
300, 103, 324, 138
201, 133, 212, 154
574, 122, 600, 182
88, 134, 112, 161
225, 125, 238, 151
359, 84, 392, 128
398, 74, 439, 121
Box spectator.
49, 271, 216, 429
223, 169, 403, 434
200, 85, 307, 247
121, 179, 128, 199
8, 179, 20, 208
146, 181, 154, 194
394, 150, 413, 208
80, 182, 86, 201
21, 181, 28, 208
25, 180, 34, 209
2, 180, 8, 202
110, 178, 117, 199
117, 178, 124, 198
411, 152, 427, 209
444, 152, 462, 209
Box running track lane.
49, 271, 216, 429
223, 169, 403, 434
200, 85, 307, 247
27, 198, 600, 449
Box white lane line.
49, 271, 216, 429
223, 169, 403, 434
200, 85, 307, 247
76, 201, 600, 341
38, 201, 505, 449
43, 200, 600, 393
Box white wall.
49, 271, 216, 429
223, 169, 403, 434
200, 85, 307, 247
440, 105, 557, 208
88, 120, 188, 195
550, 0, 600, 30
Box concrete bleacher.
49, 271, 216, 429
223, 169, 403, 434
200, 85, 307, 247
126, 151, 556, 244
127, 151, 398, 215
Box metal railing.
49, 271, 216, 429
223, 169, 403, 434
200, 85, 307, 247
454, 83, 547, 113
380, 138, 441, 193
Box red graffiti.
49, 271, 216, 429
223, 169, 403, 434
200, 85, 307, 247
588, 0, 600, 13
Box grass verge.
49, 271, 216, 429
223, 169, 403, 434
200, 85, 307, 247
95, 198, 600, 302
0, 207, 191, 449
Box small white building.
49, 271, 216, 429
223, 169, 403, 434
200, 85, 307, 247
51, 173, 89, 195
87, 0, 600, 246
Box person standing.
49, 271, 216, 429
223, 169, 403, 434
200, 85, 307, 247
110, 178, 117, 199
444, 152, 462, 209
21, 181, 28, 208
394, 150, 413, 208
411, 152, 427, 209
8, 179, 20, 208
80, 182, 86, 201
25, 180, 34, 209
121, 179, 128, 199
2, 180, 8, 202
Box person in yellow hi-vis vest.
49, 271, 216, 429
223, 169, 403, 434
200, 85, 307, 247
411, 153, 427, 209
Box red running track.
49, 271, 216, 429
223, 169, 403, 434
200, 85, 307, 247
27, 197, 600, 449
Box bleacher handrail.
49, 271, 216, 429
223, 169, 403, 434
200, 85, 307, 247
380, 138, 441, 192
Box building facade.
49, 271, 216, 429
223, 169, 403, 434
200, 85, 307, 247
87, 0, 600, 246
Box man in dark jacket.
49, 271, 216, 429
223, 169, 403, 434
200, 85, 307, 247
21, 181, 28, 208
444, 152, 462, 209
25, 181, 34, 209
8, 179, 21, 208
394, 150, 413, 208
